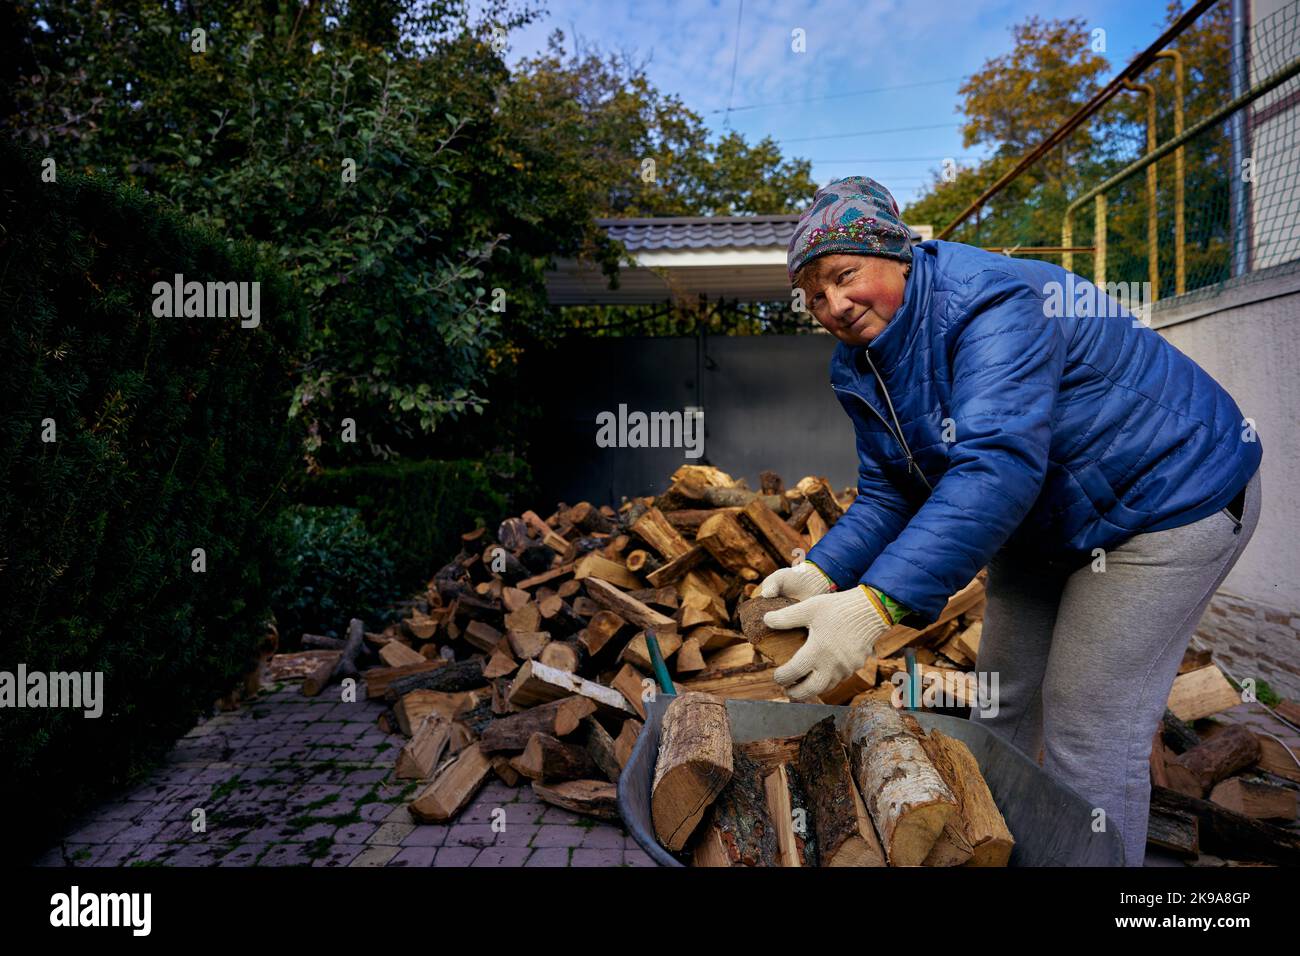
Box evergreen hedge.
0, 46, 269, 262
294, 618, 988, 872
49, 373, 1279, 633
0, 143, 306, 857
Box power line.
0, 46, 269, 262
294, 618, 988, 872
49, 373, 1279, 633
723, 0, 744, 127
780, 122, 963, 143
713, 76, 965, 114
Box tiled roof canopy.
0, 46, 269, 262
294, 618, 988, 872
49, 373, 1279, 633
547, 215, 923, 305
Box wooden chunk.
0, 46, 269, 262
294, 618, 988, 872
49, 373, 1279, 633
796, 716, 886, 867
631, 507, 692, 560
363, 660, 445, 699
624, 549, 661, 575
1168, 665, 1242, 722
1209, 777, 1298, 821
696, 511, 778, 578
691, 625, 747, 653
677, 571, 727, 623
270, 650, 340, 683
408, 743, 492, 823
506, 629, 551, 660
797, 476, 845, 528
952, 620, 982, 662
582, 715, 623, 784
516, 562, 576, 590
692, 748, 779, 866
681, 665, 789, 702
651, 692, 734, 852
620, 629, 683, 671
584, 577, 677, 631
384, 658, 487, 699
611, 662, 651, 719
823, 660, 879, 706
739, 498, 807, 567
646, 544, 708, 588
1147, 804, 1200, 857
914, 725, 1013, 866
737, 596, 807, 666
705, 643, 758, 670
736, 735, 807, 773
501, 586, 531, 612
532, 779, 620, 821
805, 509, 828, 545
504, 603, 542, 634
515, 732, 602, 782
482, 641, 518, 679
463, 620, 503, 653
301, 652, 344, 697
845, 699, 958, 866
627, 587, 679, 611
539, 640, 580, 673
395, 689, 483, 736
1167, 724, 1262, 797
1256, 734, 1300, 783
578, 610, 627, 657
491, 754, 522, 786
1150, 785, 1300, 865
560, 501, 614, 534
574, 552, 643, 590
765, 762, 817, 867
615, 718, 643, 768
873, 577, 985, 658
478, 697, 597, 753
380, 641, 427, 668
675, 637, 706, 675
506, 659, 634, 717
395, 715, 452, 779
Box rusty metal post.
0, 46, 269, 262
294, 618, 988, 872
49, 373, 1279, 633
1123, 80, 1160, 301
1095, 194, 1108, 288
1155, 50, 1186, 294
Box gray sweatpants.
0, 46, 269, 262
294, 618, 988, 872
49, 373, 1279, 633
967, 469, 1261, 866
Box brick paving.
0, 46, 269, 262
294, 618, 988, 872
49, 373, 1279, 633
34, 680, 656, 868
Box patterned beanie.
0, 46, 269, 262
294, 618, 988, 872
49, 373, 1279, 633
787, 176, 913, 283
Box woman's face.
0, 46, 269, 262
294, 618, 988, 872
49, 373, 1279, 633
800, 253, 909, 346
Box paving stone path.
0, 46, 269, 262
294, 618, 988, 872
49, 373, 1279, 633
34, 680, 656, 867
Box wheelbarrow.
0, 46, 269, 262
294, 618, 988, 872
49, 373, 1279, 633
616, 694, 1126, 866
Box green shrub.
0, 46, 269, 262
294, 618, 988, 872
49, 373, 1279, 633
0, 142, 306, 858
270, 506, 404, 642
298, 453, 533, 591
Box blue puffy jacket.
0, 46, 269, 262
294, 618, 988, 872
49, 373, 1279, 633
806, 239, 1261, 625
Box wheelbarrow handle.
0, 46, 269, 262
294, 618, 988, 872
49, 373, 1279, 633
645, 630, 676, 696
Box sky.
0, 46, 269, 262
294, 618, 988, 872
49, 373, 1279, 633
495, 0, 1185, 211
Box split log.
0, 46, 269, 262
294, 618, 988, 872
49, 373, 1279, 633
538, 640, 581, 673
560, 501, 615, 534
765, 762, 817, 867
504, 603, 542, 634
385, 658, 486, 700
844, 699, 959, 866
630, 507, 692, 560
1209, 777, 1298, 822
625, 549, 663, 576
395, 715, 452, 779
408, 743, 492, 823
395, 689, 483, 736
379, 641, 427, 668
675, 637, 706, 675
695, 511, 778, 578
463, 620, 504, 653
1166, 725, 1261, 797
626, 587, 678, 611
759, 470, 784, 495
507, 630, 551, 660
646, 544, 708, 588
651, 692, 734, 852
1160, 708, 1204, 755
301, 652, 344, 697
577, 610, 627, 657
478, 697, 597, 753
363, 661, 445, 699
584, 577, 677, 631
797, 476, 845, 528
911, 722, 1013, 866
582, 715, 623, 784
532, 780, 619, 821
620, 629, 683, 671
664, 507, 742, 535
506, 659, 635, 718
797, 716, 886, 867
786, 499, 814, 532
515, 562, 576, 590
1150, 786, 1300, 865
738, 497, 807, 567
737, 596, 806, 666
482, 642, 518, 679
611, 662, 652, 718
514, 732, 602, 782
691, 749, 779, 867
1167, 664, 1241, 722
690, 625, 747, 653
615, 718, 643, 768
574, 552, 643, 590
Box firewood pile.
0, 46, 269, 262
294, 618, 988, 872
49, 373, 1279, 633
652, 692, 1014, 866
263, 462, 1300, 865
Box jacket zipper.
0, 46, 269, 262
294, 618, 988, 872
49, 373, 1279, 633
833, 362, 934, 494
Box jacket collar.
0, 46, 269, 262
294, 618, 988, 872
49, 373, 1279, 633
832, 241, 933, 385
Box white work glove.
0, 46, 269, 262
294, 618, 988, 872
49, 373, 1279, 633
758, 560, 835, 601
765, 585, 893, 702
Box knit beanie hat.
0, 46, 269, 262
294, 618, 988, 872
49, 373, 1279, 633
787, 176, 913, 283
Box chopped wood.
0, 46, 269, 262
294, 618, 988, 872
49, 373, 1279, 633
690, 625, 747, 653
577, 610, 627, 657
705, 643, 758, 670
797, 716, 886, 867
1166, 725, 1261, 797
797, 476, 845, 528
626, 587, 679, 611
615, 718, 643, 767
737, 596, 806, 666
695, 511, 778, 579
675, 637, 706, 674
396, 715, 452, 779
482, 642, 518, 679
408, 743, 492, 823
1167, 664, 1242, 721
1209, 777, 1298, 822
379, 641, 427, 668
506, 659, 635, 717
574, 552, 643, 590
646, 544, 708, 588
1150, 785, 1300, 865
504, 603, 542, 633
692, 748, 779, 867
300, 652, 344, 697
845, 699, 958, 866
395, 689, 483, 736
620, 629, 682, 671
538, 640, 581, 673
912, 722, 1013, 866
478, 697, 597, 753
652, 692, 734, 852
738, 498, 807, 567
664, 507, 742, 535
681, 665, 788, 702
582, 714, 623, 783
532, 780, 619, 821
625, 549, 662, 575
507, 629, 551, 660
515, 732, 602, 782
765, 763, 817, 867
385, 658, 486, 700
584, 577, 677, 631
630, 507, 692, 560
611, 662, 651, 719
515, 562, 576, 590
463, 620, 503, 653
364, 660, 445, 699
269, 650, 340, 682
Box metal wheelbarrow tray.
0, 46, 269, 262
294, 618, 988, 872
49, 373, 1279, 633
617, 697, 1125, 866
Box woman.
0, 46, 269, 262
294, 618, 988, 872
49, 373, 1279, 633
759, 176, 1261, 865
